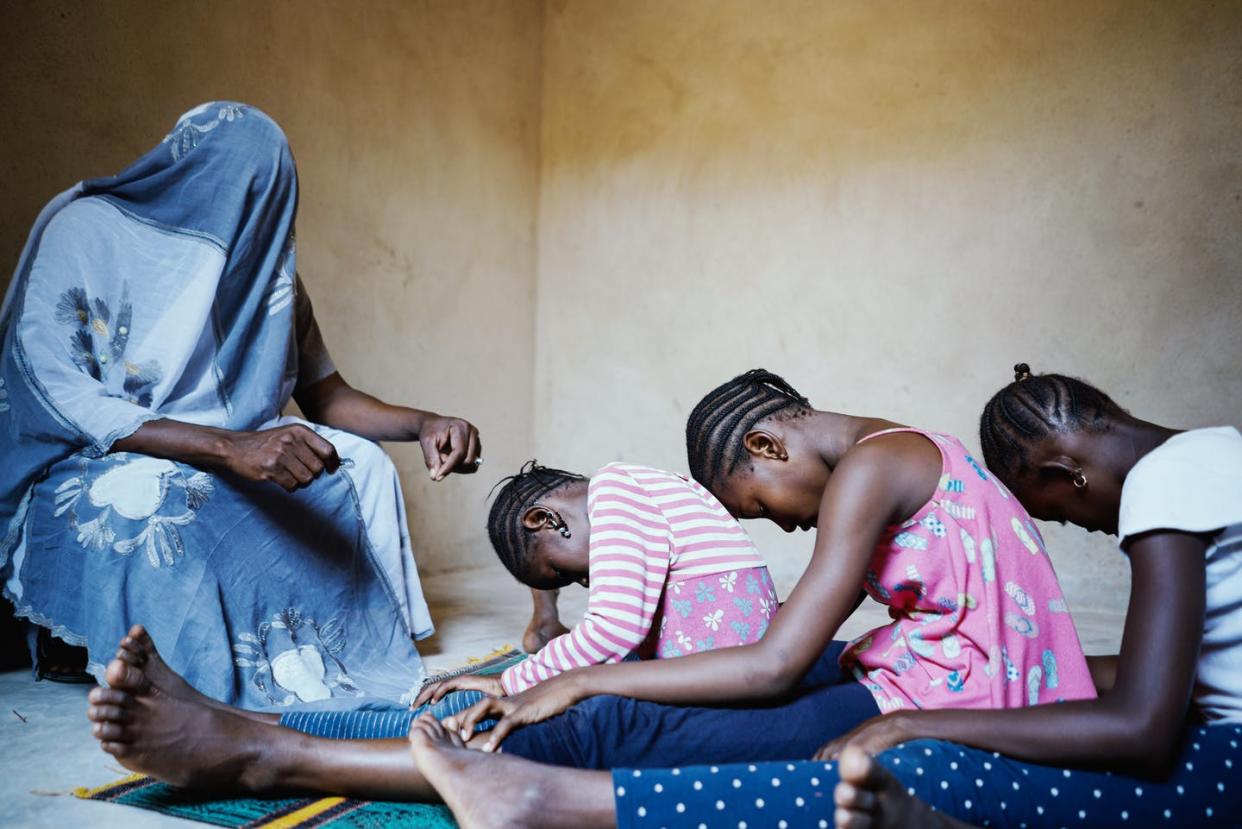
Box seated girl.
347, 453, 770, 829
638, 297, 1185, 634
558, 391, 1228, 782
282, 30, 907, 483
1, 103, 480, 706
84, 368, 1095, 805
429, 460, 780, 707
399, 365, 1238, 829
446, 368, 1096, 745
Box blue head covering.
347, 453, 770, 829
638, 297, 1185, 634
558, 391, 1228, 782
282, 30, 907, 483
0, 102, 301, 562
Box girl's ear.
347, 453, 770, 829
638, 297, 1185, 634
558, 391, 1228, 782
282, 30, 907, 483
1038, 454, 1082, 481
743, 429, 788, 461
522, 505, 555, 531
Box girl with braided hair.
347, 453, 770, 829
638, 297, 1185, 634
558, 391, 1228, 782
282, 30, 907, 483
815, 364, 1242, 829
451, 368, 1096, 750
76, 368, 1104, 828
419, 459, 781, 701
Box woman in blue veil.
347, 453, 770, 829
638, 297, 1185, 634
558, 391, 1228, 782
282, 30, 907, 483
0, 103, 480, 709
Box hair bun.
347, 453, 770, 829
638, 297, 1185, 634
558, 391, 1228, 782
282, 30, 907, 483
1013, 363, 1033, 382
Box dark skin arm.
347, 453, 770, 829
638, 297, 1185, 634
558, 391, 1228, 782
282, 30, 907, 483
821, 530, 1207, 775
295, 372, 481, 480
114, 372, 480, 490
452, 433, 942, 748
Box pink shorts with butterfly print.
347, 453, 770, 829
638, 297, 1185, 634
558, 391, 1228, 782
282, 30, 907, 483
655, 566, 779, 657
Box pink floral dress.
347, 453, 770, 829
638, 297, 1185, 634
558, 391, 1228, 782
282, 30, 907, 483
841, 429, 1096, 712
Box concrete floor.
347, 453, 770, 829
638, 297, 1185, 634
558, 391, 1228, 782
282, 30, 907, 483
0, 565, 1124, 828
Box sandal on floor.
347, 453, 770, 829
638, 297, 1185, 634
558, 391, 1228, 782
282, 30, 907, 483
35, 628, 94, 683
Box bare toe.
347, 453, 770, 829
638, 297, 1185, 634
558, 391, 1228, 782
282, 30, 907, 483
839, 745, 877, 785
89, 686, 129, 706
836, 779, 878, 811
104, 657, 148, 693
836, 805, 874, 829
88, 703, 129, 723
92, 720, 126, 741
101, 741, 128, 757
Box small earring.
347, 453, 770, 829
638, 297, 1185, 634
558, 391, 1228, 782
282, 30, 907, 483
1072, 470, 1088, 489
553, 514, 572, 539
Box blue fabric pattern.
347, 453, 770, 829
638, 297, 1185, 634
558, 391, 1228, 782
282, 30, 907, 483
277, 642, 882, 773
0, 103, 430, 709
280, 690, 496, 738
613, 724, 1241, 829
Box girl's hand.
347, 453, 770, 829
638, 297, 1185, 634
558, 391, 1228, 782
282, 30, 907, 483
814, 713, 916, 761
412, 674, 505, 709
445, 675, 585, 752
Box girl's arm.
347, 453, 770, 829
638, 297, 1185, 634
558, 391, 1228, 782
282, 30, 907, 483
453, 434, 941, 742
824, 530, 1207, 774
496, 472, 673, 694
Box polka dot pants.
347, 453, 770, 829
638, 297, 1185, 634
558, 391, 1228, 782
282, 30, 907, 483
612, 724, 1241, 828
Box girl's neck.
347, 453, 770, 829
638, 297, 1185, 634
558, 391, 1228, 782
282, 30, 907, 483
1103, 417, 1183, 480
802, 410, 905, 468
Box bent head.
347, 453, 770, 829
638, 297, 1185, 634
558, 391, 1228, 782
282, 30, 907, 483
979, 363, 1130, 534
685, 369, 827, 532
487, 461, 591, 590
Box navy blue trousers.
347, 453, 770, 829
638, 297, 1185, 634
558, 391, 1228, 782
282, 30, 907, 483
278, 641, 880, 770
612, 723, 1242, 829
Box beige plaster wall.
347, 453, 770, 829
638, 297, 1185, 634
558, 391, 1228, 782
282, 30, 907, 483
534, 0, 1242, 613
1, 0, 543, 572
6, 2, 1240, 617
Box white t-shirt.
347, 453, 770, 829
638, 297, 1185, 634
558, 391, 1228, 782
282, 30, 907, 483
1118, 426, 1242, 723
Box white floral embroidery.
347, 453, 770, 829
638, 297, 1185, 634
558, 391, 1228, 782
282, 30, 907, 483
233, 608, 360, 706
113, 510, 196, 568
267, 235, 296, 316
703, 609, 724, 631
89, 457, 177, 520
76, 511, 116, 551
676, 631, 694, 651
163, 103, 247, 161
60, 455, 212, 568
718, 571, 738, 593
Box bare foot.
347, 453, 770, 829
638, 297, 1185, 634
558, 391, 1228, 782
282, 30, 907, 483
522, 617, 570, 654
523, 589, 569, 654
105, 624, 275, 724
87, 626, 277, 791
105, 625, 228, 711
410, 714, 613, 829
834, 745, 977, 829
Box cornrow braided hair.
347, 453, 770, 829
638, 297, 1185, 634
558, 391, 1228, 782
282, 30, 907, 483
979, 362, 1125, 482
685, 368, 813, 489
487, 460, 586, 584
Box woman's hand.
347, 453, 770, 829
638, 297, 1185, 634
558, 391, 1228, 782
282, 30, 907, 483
445, 674, 585, 752
814, 713, 916, 761
418, 415, 482, 481
222, 424, 340, 491
412, 674, 505, 709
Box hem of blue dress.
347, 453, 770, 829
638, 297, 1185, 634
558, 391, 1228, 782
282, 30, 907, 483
2, 583, 109, 684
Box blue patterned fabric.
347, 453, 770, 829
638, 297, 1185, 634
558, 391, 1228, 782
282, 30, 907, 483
280, 690, 496, 738
613, 725, 1242, 829
277, 641, 882, 772
0, 103, 430, 709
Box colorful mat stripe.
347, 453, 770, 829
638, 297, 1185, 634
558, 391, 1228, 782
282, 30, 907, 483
70, 648, 529, 828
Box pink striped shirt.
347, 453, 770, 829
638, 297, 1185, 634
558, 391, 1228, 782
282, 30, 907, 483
500, 463, 768, 694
